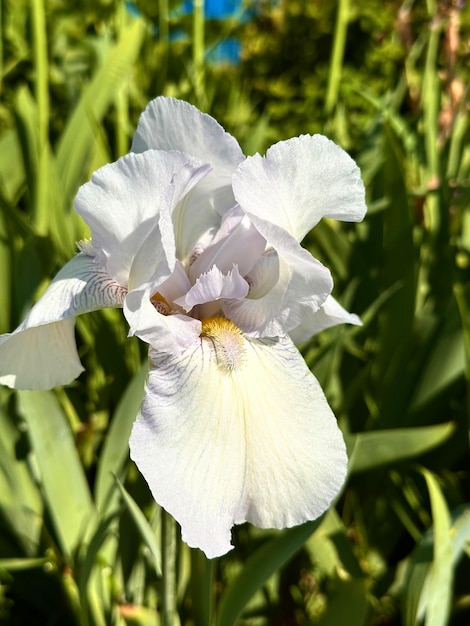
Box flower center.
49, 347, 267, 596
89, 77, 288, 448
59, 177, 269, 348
200, 316, 246, 373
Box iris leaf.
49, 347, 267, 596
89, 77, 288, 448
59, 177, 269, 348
217, 519, 323, 626
17, 390, 94, 557
346, 422, 454, 474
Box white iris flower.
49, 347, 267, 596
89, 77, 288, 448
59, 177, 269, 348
0, 98, 367, 558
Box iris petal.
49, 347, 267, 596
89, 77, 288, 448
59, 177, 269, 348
0, 254, 126, 389
129, 329, 347, 558
124, 288, 201, 355
75, 149, 209, 286
132, 97, 246, 262
289, 295, 362, 344
233, 134, 367, 242
175, 265, 249, 313
189, 207, 266, 281
223, 221, 333, 337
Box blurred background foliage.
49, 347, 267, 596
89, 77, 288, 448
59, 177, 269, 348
0, 0, 469, 624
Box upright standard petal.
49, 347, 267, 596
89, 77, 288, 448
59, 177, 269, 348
129, 318, 347, 558
74, 149, 210, 286
131, 97, 244, 177
233, 134, 367, 242
131, 97, 246, 263
0, 254, 126, 389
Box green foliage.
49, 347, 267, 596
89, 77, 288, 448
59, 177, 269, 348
0, 0, 469, 624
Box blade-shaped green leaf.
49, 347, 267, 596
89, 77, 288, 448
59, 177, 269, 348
115, 477, 162, 576
94, 361, 147, 513
0, 392, 42, 554
217, 518, 323, 626
422, 469, 453, 626
346, 422, 454, 474
402, 470, 455, 626
56, 17, 146, 206
17, 390, 94, 557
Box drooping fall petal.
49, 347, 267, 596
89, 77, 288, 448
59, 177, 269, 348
129, 319, 347, 558
0, 254, 126, 389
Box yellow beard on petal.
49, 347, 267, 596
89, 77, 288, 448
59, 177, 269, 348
200, 316, 247, 373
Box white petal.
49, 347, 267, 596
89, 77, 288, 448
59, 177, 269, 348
223, 221, 333, 337
233, 134, 367, 242
0, 254, 126, 389
131, 97, 245, 262
157, 260, 192, 306
124, 288, 201, 354
131, 97, 244, 177
0, 321, 82, 390
244, 249, 279, 298
189, 207, 266, 281
175, 265, 249, 312
129, 324, 347, 558
74, 149, 210, 285
289, 295, 362, 344
172, 186, 234, 267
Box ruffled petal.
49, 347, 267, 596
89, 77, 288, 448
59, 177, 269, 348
189, 207, 266, 280
233, 134, 366, 242
223, 220, 333, 337
0, 254, 126, 389
289, 295, 362, 344
129, 323, 347, 558
157, 260, 192, 306
175, 265, 249, 313
124, 288, 201, 354
131, 97, 244, 178
74, 149, 210, 286
131, 97, 245, 263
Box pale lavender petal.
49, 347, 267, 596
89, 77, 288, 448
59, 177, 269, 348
131, 97, 245, 263
175, 265, 249, 313
157, 260, 192, 306
189, 208, 266, 281
131, 97, 244, 177
223, 220, 333, 337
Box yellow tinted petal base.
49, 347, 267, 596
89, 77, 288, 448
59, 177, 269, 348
201, 316, 246, 372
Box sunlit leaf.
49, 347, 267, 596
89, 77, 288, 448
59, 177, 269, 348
217, 519, 323, 626
56, 17, 146, 206
17, 390, 94, 557
346, 422, 455, 474
94, 362, 147, 513
115, 477, 162, 576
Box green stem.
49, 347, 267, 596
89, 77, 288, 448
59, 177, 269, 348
161, 511, 179, 626
325, 0, 350, 115
193, 0, 205, 105
31, 0, 49, 150
422, 0, 442, 235
156, 0, 169, 93
190, 549, 215, 625
31, 0, 51, 236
